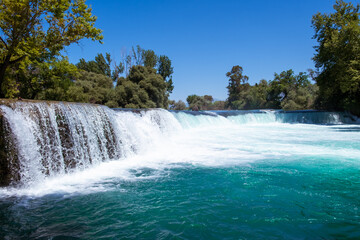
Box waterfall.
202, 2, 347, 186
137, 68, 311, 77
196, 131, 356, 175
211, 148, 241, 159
172, 110, 358, 127
0, 102, 121, 186
0, 101, 177, 186
0, 100, 358, 187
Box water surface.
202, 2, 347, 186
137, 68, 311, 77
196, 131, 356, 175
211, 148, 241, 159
0, 108, 359, 239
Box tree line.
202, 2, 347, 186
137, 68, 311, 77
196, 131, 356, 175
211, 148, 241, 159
223, 67, 318, 111
0, 0, 359, 115
0, 1, 173, 109
169, 95, 225, 111
3, 45, 174, 108
184, 0, 360, 116
174, 67, 317, 112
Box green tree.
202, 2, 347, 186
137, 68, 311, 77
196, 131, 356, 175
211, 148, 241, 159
211, 101, 226, 110
203, 95, 214, 103
280, 84, 318, 110
169, 100, 186, 110
186, 94, 216, 111
5, 56, 78, 99
32, 57, 78, 100
245, 79, 268, 109
115, 65, 168, 108
225, 65, 250, 109
0, 0, 103, 97
76, 52, 124, 85
143, 49, 158, 69
95, 53, 112, 77
67, 70, 114, 105
115, 79, 152, 108
312, 0, 360, 115
186, 94, 206, 111
158, 55, 174, 93
267, 70, 316, 110
77, 54, 110, 76
118, 47, 175, 97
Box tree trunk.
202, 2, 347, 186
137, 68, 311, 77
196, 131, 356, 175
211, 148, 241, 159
0, 54, 24, 98
0, 61, 9, 98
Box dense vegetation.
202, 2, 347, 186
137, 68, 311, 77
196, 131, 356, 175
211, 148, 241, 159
0, 0, 173, 109
312, 0, 360, 115
0, 0, 359, 114
224, 66, 318, 111
0, 0, 103, 98
218, 0, 359, 114
72, 49, 173, 108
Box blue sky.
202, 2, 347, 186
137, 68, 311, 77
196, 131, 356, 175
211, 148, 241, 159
66, 0, 336, 101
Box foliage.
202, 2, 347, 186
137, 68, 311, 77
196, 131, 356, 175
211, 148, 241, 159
267, 70, 314, 109
76, 53, 124, 85
158, 55, 174, 93
0, 0, 103, 97
312, 0, 360, 115
35, 58, 79, 101
245, 79, 268, 109
0, 0, 174, 110
212, 101, 226, 110
67, 70, 114, 105
77, 54, 110, 77
71, 49, 173, 109
186, 94, 224, 111
187, 94, 207, 111
224, 66, 318, 111
225, 65, 250, 109
115, 79, 152, 108
114, 65, 168, 108
117, 46, 174, 96
143, 49, 158, 69
169, 100, 186, 110
5, 56, 78, 99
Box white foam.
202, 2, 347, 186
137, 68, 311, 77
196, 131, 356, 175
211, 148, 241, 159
1, 106, 360, 197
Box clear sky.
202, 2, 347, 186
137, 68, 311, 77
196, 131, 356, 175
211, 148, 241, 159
65, 0, 336, 101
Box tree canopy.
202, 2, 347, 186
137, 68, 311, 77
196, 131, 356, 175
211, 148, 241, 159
267, 70, 317, 110
3, 0, 358, 114
0, 0, 103, 97
72, 48, 172, 109
225, 65, 250, 109
186, 94, 225, 111
312, 0, 360, 115
224, 66, 318, 111
121, 65, 168, 108
158, 55, 174, 93
76, 52, 124, 84
143, 49, 158, 69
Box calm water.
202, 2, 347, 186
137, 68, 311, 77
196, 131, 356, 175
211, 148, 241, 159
0, 109, 359, 239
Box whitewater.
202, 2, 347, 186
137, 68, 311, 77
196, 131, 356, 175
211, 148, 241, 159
0, 102, 359, 239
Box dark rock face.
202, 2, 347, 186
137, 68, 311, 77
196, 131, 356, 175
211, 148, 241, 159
0, 108, 20, 186
0, 109, 10, 186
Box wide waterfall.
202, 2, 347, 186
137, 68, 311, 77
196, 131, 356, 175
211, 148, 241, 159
0, 100, 357, 187
1, 100, 360, 239
0, 101, 178, 186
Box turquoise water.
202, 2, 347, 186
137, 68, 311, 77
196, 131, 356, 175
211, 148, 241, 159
0, 110, 360, 239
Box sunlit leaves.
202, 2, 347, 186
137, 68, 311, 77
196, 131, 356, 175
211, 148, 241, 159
312, 0, 360, 114
0, 0, 103, 96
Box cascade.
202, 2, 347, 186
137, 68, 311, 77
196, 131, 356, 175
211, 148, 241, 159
0, 101, 123, 186
0, 100, 180, 186
0, 100, 359, 187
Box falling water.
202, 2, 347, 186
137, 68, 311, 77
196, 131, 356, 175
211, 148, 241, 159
1, 101, 360, 239
0, 101, 179, 186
